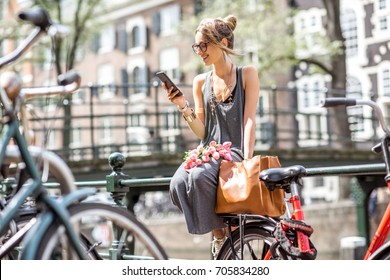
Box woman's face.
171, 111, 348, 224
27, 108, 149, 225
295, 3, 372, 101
193, 31, 222, 66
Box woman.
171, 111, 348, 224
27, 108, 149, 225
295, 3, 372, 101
163, 15, 260, 259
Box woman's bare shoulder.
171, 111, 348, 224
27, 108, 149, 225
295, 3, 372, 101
193, 72, 208, 86
242, 65, 258, 76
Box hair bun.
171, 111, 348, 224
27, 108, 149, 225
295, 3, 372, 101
223, 15, 237, 31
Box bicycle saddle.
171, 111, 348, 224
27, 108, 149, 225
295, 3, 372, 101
259, 165, 306, 191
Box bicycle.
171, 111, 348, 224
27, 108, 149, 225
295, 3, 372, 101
0, 7, 168, 260
216, 164, 316, 260
216, 97, 390, 260
319, 98, 390, 260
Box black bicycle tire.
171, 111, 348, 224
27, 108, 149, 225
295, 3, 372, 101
369, 241, 390, 260
33, 202, 168, 260
217, 222, 274, 260
376, 249, 390, 260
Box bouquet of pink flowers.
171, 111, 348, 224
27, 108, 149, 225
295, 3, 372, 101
183, 140, 233, 170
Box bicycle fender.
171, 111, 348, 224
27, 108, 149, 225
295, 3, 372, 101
368, 240, 390, 260
20, 210, 54, 259
20, 188, 96, 259
60, 188, 97, 207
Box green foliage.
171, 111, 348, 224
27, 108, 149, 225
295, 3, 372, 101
180, 0, 344, 85
31, 0, 106, 73
179, 0, 297, 83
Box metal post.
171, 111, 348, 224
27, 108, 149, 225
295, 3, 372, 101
105, 152, 132, 259
89, 85, 96, 160
271, 85, 278, 148
153, 81, 162, 151
350, 177, 367, 239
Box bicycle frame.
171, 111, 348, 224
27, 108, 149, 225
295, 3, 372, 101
0, 8, 92, 259
364, 136, 390, 259
321, 97, 390, 260
0, 87, 94, 259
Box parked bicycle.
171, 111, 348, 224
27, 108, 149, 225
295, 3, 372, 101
320, 98, 390, 260
216, 97, 390, 260
216, 165, 316, 260
0, 8, 167, 260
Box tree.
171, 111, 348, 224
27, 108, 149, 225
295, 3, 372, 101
31, 0, 105, 155
292, 0, 351, 147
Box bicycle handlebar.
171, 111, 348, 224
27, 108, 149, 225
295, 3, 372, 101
0, 8, 69, 69
20, 70, 81, 98
320, 98, 357, 107
320, 98, 390, 137
18, 8, 52, 30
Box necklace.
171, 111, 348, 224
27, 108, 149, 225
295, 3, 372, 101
209, 64, 234, 114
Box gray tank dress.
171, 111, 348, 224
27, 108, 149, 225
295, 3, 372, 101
169, 66, 245, 234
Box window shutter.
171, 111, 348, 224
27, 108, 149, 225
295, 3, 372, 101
90, 33, 100, 53
118, 24, 128, 53
121, 68, 129, 98
152, 12, 161, 36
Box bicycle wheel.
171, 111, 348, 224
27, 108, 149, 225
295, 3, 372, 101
1, 146, 77, 259
33, 202, 168, 260
0, 214, 36, 260
217, 222, 275, 260
369, 241, 390, 260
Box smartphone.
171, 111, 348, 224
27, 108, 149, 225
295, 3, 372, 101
155, 71, 183, 96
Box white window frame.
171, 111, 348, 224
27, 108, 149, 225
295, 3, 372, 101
341, 9, 358, 57
378, 62, 390, 98
127, 58, 148, 97
99, 117, 113, 145
375, 0, 390, 34
159, 4, 180, 36
127, 16, 147, 55
98, 25, 116, 54
159, 47, 180, 81
296, 76, 328, 147
97, 63, 115, 100
293, 8, 327, 58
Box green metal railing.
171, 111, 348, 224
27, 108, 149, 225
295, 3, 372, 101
27, 83, 381, 164
43, 152, 387, 248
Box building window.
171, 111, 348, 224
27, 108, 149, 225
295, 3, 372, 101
99, 117, 113, 144
97, 63, 115, 99
159, 48, 180, 81
131, 26, 141, 48
128, 60, 148, 95
376, 0, 390, 33
293, 8, 326, 56
127, 17, 147, 53
98, 25, 115, 53
159, 4, 180, 36
346, 77, 364, 138
133, 66, 143, 93
383, 68, 390, 96
379, 0, 387, 10
379, 16, 388, 30
341, 9, 358, 57
302, 83, 309, 108
71, 123, 82, 148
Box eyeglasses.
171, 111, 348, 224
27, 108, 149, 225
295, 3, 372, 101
192, 42, 209, 54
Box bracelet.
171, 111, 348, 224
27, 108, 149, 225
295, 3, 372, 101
178, 100, 189, 113
183, 109, 197, 123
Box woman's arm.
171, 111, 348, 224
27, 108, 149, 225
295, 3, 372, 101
242, 65, 260, 159
164, 74, 206, 140
180, 74, 206, 140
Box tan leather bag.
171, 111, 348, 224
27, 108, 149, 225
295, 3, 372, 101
215, 155, 286, 217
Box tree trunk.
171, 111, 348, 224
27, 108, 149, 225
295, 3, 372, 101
323, 0, 353, 148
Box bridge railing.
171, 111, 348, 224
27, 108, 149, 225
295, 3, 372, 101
27, 83, 381, 163
44, 152, 386, 248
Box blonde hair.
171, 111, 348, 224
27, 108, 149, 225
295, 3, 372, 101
195, 15, 239, 56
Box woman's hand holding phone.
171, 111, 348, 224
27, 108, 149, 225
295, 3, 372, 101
156, 71, 186, 108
